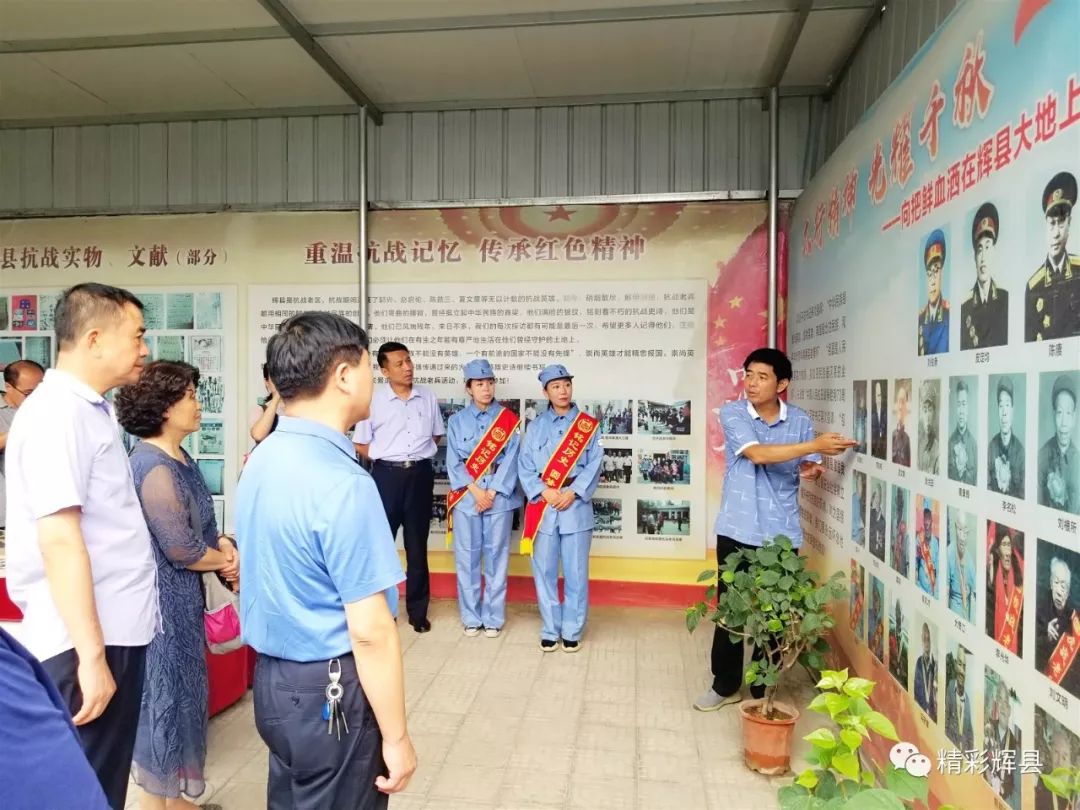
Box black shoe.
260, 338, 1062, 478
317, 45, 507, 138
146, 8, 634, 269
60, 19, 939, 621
561, 639, 581, 653
411, 619, 432, 633
540, 639, 558, 652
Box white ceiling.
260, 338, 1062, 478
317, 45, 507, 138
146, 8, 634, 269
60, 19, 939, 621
0, 0, 876, 124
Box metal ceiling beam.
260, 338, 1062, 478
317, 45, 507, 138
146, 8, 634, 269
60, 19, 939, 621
824, 1, 886, 99
0, 0, 879, 53
766, 0, 813, 88
0, 86, 827, 130
252, 0, 383, 124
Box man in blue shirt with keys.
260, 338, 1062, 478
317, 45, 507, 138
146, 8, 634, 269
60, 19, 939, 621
518, 364, 604, 652
445, 358, 523, 637
238, 312, 415, 809
694, 348, 855, 711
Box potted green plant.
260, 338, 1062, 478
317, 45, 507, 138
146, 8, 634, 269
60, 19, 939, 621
687, 536, 847, 774
1040, 765, 1080, 810
779, 668, 961, 810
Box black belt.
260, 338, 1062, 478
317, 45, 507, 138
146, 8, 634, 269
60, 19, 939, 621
563, 477, 577, 486
374, 458, 431, 469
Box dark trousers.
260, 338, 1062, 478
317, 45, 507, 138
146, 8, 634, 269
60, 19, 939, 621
372, 460, 434, 623
42, 645, 147, 810
710, 535, 767, 699
254, 653, 387, 810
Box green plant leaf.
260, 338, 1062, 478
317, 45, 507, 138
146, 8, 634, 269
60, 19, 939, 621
697, 569, 716, 582
815, 771, 839, 800
686, 610, 701, 634
840, 788, 907, 810
805, 728, 838, 750
840, 729, 863, 751
884, 765, 929, 802
796, 770, 819, 790
841, 677, 875, 699
808, 693, 832, 714
782, 554, 802, 571
822, 693, 852, 719
721, 570, 735, 583
863, 711, 899, 741
861, 770, 876, 787
1040, 770, 1072, 798
777, 784, 813, 810
759, 570, 782, 587
832, 752, 860, 780
817, 669, 848, 691
767, 618, 784, 632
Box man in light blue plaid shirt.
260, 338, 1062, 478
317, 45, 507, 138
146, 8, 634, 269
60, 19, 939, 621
695, 348, 856, 711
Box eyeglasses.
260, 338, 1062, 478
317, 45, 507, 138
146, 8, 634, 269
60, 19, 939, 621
9, 384, 37, 397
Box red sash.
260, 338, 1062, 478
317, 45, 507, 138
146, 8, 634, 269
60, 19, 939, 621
917, 532, 937, 592
520, 411, 599, 556
1048, 612, 1080, 685
849, 591, 864, 631
445, 407, 520, 548
996, 585, 1023, 651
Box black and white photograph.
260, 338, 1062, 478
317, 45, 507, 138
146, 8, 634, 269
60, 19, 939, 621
889, 596, 909, 689
432, 446, 449, 483
867, 477, 886, 562
430, 500, 447, 530
498, 398, 521, 420
987, 373, 1026, 499
892, 378, 912, 467
960, 199, 1009, 350
943, 641, 974, 751
946, 375, 978, 486
870, 379, 888, 460
912, 613, 939, 721
853, 380, 868, 454
523, 399, 548, 430
889, 484, 910, 578
916, 378, 940, 475
1025, 170, 1080, 342
637, 449, 691, 485
1034, 706, 1080, 810
196, 374, 224, 415
594, 499, 623, 535
983, 667, 1021, 810
1037, 371, 1079, 514
636, 499, 690, 536
438, 398, 469, 424
636, 400, 691, 436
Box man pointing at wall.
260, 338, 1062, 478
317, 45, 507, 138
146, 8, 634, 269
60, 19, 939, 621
695, 348, 856, 711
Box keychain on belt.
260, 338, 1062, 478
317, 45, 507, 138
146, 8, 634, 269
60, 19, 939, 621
322, 658, 349, 740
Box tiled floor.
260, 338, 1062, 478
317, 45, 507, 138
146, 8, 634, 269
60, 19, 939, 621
125, 599, 818, 810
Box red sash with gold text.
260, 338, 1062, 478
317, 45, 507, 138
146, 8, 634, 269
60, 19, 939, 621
520, 411, 599, 556
996, 584, 1023, 651
849, 591, 864, 631
445, 407, 520, 548
917, 533, 937, 592
1048, 612, 1080, 686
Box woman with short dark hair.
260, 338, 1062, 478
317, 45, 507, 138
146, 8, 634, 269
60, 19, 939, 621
116, 360, 237, 810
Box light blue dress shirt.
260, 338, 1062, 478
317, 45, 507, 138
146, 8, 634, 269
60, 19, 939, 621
237, 416, 405, 662
446, 402, 523, 515
712, 399, 822, 548
517, 404, 603, 535
353, 383, 445, 461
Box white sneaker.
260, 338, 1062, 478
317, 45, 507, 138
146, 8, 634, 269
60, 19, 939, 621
484, 627, 501, 638
463, 626, 481, 637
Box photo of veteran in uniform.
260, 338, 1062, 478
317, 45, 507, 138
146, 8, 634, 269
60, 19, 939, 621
523, 399, 547, 430
892, 378, 912, 466
636, 399, 691, 436
432, 446, 449, 483
890, 484, 910, 578
913, 616, 938, 721
944, 643, 974, 752
988, 374, 1026, 499
1035, 539, 1080, 699
868, 576, 885, 663
438, 397, 468, 424
868, 478, 886, 562
889, 598, 909, 689
947, 376, 978, 486
961, 201, 1008, 350
986, 522, 1024, 658
849, 559, 866, 643
851, 470, 867, 546
600, 448, 633, 484
593, 499, 623, 535
635, 499, 689, 536
871, 379, 888, 459
1026, 170, 1080, 342
430, 501, 448, 530
1038, 371, 1079, 514
918, 228, 950, 356
946, 507, 977, 624
853, 380, 868, 454
1034, 707, 1080, 810
637, 449, 690, 485
917, 379, 940, 475
983, 668, 1022, 810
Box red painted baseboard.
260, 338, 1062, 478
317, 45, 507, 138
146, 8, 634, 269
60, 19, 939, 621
419, 572, 699, 609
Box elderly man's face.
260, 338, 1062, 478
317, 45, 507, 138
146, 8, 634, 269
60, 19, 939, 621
997, 683, 1011, 724
956, 518, 969, 556
999, 534, 1013, 572
956, 389, 968, 431
1051, 565, 1070, 612
998, 390, 1014, 434
1051, 730, 1072, 769
1055, 390, 1076, 449
955, 651, 967, 691
922, 625, 931, 656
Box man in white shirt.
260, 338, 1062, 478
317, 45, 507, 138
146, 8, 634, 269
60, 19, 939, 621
353, 342, 445, 632
5, 283, 157, 810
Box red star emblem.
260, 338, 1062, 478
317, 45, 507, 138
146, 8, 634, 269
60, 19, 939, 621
544, 205, 576, 222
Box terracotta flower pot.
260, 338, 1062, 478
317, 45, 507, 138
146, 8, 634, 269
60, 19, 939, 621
738, 698, 800, 775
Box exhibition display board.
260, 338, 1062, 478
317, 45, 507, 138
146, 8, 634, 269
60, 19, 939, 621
789, 2, 1079, 808
0, 200, 786, 590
